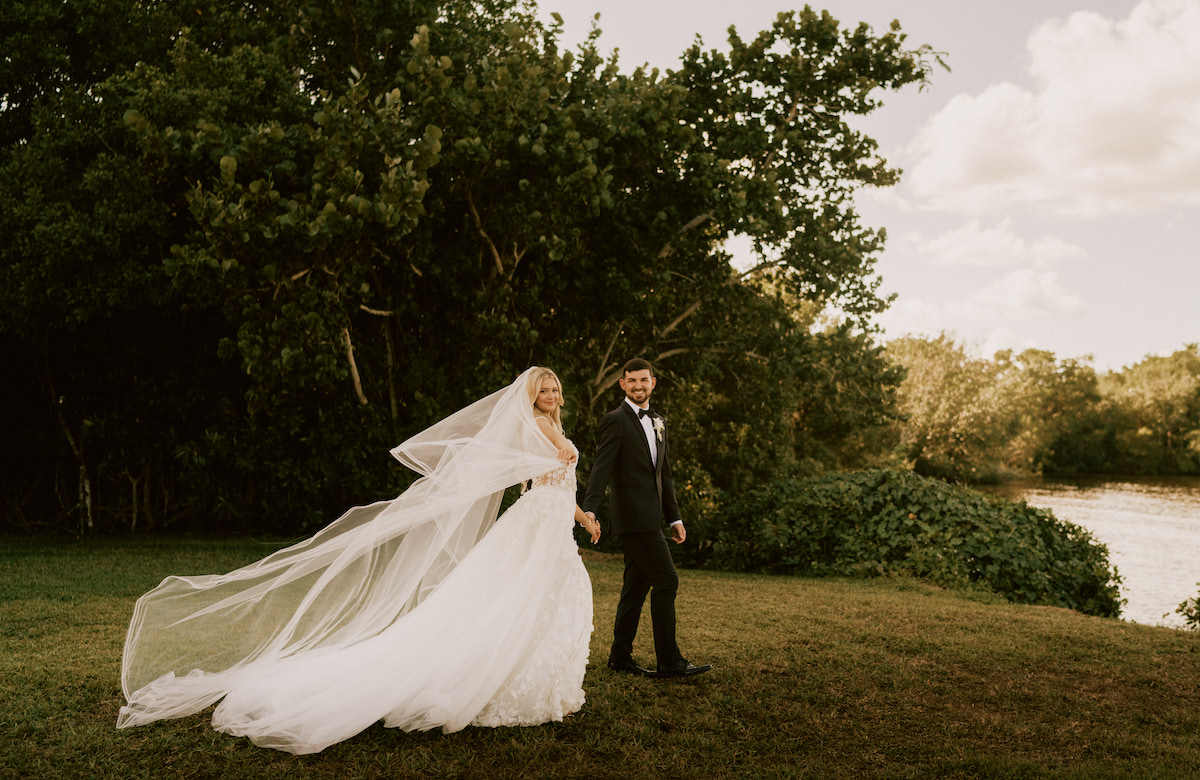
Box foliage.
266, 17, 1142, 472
708, 468, 1124, 617
1081, 345, 1200, 475
885, 335, 1200, 483
993, 347, 1100, 473
1, 0, 934, 533
1178, 588, 1200, 631
885, 334, 1012, 482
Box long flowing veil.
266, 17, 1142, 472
117, 367, 564, 728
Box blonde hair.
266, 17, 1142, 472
527, 366, 565, 429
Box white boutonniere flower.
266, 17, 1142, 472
652, 416, 665, 442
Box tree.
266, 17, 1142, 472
993, 348, 1100, 474
885, 335, 1009, 482
1098, 346, 1200, 474
1, 1, 939, 533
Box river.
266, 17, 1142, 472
982, 475, 1200, 628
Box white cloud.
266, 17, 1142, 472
908, 0, 1200, 216
966, 269, 1083, 318
878, 268, 1081, 343
910, 218, 1086, 268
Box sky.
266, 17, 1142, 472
535, 0, 1200, 372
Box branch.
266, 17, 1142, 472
383, 324, 399, 425
657, 300, 702, 341
665, 255, 781, 339
590, 369, 624, 408
54, 396, 93, 534
341, 327, 369, 406
658, 210, 715, 259
594, 320, 625, 387
359, 304, 394, 316
466, 189, 505, 277
654, 348, 692, 362
510, 243, 528, 276
735, 258, 782, 281
759, 92, 803, 173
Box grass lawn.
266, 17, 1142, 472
2, 536, 1199, 779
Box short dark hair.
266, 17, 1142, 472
622, 357, 653, 376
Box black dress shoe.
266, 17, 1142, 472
656, 660, 712, 678
607, 657, 654, 677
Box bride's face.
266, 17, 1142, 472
534, 376, 561, 414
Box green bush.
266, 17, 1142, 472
709, 468, 1123, 617
1176, 589, 1200, 630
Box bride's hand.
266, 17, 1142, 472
586, 519, 601, 544
557, 447, 577, 463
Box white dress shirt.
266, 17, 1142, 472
624, 397, 657, 465
623, 398, 681, 528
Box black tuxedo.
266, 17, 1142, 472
583, 400, 684, 667
583, 402, 681, 532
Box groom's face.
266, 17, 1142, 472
619, 369, 656, 407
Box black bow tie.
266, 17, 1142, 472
638, 408, 652, 419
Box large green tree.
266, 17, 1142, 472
1, 0, 937, 533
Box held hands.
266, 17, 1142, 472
584, 518, 601, 544
583, 511, 601, 544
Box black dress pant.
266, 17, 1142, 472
610, 529, 682, 666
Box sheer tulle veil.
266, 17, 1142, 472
117, 367, 565, 729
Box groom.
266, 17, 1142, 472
583, 358, 711, 679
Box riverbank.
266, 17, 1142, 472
3, 537, 1199, 779
982, 474, 1200, 628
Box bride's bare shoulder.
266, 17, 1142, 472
534, 415, 566, 440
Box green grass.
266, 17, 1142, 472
2, 537, 1199, 779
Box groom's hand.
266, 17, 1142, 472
670, 522, 686, 544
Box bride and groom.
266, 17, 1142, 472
117, 359, 707, 754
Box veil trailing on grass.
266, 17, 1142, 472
117, 367, 563, 729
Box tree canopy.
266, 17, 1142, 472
1, 0, 939, 534
886, 335, 1200, 482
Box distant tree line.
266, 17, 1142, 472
1, 0, 937, 536
885, 336, 1200, 484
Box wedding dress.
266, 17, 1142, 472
116, 368, 594, 754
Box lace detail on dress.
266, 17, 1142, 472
470, 555, 591, 727
471, 443, 591, 728
531, 463, 576, 491
530, 440, 577, 492
471, 482, 591, 727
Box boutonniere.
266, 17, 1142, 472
652, 416, 665, 442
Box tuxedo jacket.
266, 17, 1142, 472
582, 402, 681, 534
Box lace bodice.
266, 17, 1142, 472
531, 454, 577, 491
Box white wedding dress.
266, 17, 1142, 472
210, 456, 591, 752
117, 369, 594, 755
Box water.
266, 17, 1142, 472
983, 476, 1200, 628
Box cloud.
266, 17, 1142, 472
878, 268, 1081, 341
908, 0, 1200, 216
909, 218, 1086, 268
967, 269, 1083, 318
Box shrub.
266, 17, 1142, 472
1176, 589, 1200, 630
709, 469, 1123, 617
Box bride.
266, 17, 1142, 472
117, 367, 601, 754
